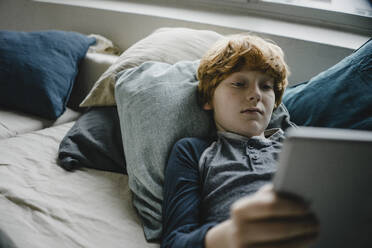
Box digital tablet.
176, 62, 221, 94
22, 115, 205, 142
273, 127, 372, 248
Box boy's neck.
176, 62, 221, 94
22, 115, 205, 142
217, 130, 266, 140
216, 128, 283, 141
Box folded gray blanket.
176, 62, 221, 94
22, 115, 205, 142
0, 229, 17, 248
58, 107, 126, 174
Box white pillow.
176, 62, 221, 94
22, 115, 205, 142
80, 27, 223, 107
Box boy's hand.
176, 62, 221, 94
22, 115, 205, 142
206, 184, 319, 248
230, 184, 319, 248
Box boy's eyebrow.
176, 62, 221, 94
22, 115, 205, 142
259, 75, 275, 83
233, 74, 274, 83
231, 74, 249, 81
262, 79, 274, 84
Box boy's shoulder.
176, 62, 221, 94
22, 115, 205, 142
174, 136, 215, 150
166, 137, 216, 172
172, 136, 216, 160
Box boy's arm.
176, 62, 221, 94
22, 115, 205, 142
205, 184, 319, 248
161, 138, 217, 248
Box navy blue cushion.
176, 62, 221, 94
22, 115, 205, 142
0, 30, 95, 119
283, 39, 372, 130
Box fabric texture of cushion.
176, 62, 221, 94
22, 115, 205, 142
80, 27, 223, 107
115, 60, 296, 241
0, 30, 95, 119
67, 52, 119, 110
58, 107, 126, 174
283, 39, 372, 130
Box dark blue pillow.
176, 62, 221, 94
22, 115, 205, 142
0, 30, 96, 119
283, 39, 372, 130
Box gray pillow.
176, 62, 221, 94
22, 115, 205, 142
115, 60, 295, 241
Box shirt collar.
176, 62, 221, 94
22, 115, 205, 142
217, 128, 283, 144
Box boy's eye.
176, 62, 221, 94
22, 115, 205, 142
232, 82, 245, 87
261, 83, 274, 90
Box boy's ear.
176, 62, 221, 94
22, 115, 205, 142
203, 102, 213, 110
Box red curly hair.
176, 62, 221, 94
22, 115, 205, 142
197, 34, 290, 108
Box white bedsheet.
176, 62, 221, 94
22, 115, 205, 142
0, 108, 81, 140
0, 122, 158, 248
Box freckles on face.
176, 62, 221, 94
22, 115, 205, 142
205, 70, 276, 137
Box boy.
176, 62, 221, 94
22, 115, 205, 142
161, 34, 319, 248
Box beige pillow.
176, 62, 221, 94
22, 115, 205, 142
67, 52, 119, 110
79, 27, 223, 107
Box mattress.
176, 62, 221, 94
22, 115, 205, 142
0, 122, 159, 248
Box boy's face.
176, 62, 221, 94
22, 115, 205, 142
203, 69, 275, 138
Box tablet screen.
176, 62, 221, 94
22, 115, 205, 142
273, 127, 372, 248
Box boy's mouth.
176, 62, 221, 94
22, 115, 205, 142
241, 108, 263, 115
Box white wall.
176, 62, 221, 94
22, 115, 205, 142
0, 0, 369, 84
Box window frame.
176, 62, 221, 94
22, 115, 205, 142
145, 0, 372, 35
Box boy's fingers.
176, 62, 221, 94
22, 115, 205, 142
248, 232, 318, 248
234, 216, 319, 244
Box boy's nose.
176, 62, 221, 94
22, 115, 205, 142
245, 86, 261, 103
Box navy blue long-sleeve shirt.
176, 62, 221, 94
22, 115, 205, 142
162, 137, 216, 248
161, 130, 284, 248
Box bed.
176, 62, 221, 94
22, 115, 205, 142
0, 29, 155, 248
0, 26, 371, 248
0, 123, 157, 248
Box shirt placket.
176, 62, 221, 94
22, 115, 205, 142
245, 142, 263, 171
